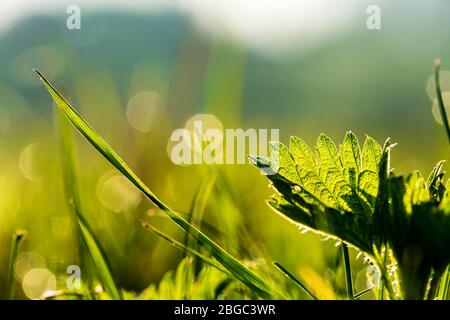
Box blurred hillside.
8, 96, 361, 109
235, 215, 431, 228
1, 9, 449, 172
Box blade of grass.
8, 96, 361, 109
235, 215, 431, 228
6, 229, 27, 300
140, 220, 229, 274
438, 266, 450, 300
35, 69, 281, 299
426, 270, 442, 300
433, 58, 450, 299
434, 58, 450, 144
56, 107, 123, 300
273, 261, 318, 300
149, 209, 233, 244
354, 286, 374, 299
342, 244, 354, 300
433, 59, 450, 300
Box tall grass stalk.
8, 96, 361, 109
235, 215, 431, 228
354, 287, 374, 299
273, 262, 318, 300
35, 69, 283, 299
438, 267, 450, 300
140, 220, 229, 274
427, 271, 442, 300
342, 244, 354, 300
6, 229, 27, 300
433, 58, 450, 299
434, 58, 450, 144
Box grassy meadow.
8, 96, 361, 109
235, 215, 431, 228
1, 2, 450, 300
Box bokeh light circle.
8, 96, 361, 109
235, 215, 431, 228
97, 172, 141, 212
22, 268, 57, 299
126, 92, 163, 132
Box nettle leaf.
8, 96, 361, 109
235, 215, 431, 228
362, 136, 382, 173
252, 132, 389, 254
253, 132, 450, 299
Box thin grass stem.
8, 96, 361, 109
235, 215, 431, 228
6, 229, 27, 300
342, 244, 354, 300
434, 58, 450, 145
140, 220, 228, 274
354, 286, 374, 299
273, 262, 318, 300
442, 266, 450, 300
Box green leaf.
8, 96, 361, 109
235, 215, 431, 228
289, 136, 316, 169
317, 133, 343, 173
341, 132, 361, 188
253, 131, 450, 300
287, 136, 341, 210
362, 136, 382, 173
254, 133, 388, 254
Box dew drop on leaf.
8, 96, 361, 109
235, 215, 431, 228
292, 185, 302, 193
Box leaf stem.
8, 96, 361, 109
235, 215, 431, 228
434, 58, 450, 145
378, 245, 388, 300
373, 248, 397, 300
342, 244, 354, 300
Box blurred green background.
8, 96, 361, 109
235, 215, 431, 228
0, 0, 449, 299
